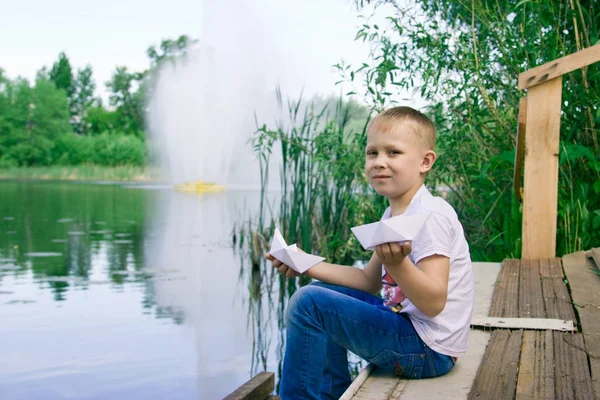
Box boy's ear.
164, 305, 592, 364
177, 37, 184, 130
421, 150, 437, 173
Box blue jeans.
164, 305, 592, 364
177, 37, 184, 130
280, 282, 456, 400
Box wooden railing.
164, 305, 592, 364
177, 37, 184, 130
515, 43, 600, 259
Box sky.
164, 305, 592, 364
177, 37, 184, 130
0, 0, 376, 102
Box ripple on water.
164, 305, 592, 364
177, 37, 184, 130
67, 231, 86, 236
57, 218, 74, 223
51, 239, 68, 243
44, 276, 84, 283
5, 299, 36, 305
114, 240, 133, 244
0, 258, 16, 263
24, 252, 63, 257
0, 264, 21, 271
0, 290, 14, 295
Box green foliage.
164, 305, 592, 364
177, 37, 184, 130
0, 35, 198, 170
52, 133, 147, 166
106, 67, 146, 136
146, 35, 197, 67
345, 0, 599, 259
49, 52, 75, 99
71, 65, 96, 135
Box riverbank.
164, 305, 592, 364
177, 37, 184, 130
0, 165, 159, 182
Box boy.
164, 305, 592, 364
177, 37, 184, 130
266, 106, 475, 400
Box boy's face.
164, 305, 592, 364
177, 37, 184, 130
365, 120, 433, 203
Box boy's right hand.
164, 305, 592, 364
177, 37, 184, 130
265, 252, 301, 278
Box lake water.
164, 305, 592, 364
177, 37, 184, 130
0, 180, 285, 399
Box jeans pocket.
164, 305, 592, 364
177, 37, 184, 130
368, 349, 424, 379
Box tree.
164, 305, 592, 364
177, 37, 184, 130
49, 52, 75, 100
71, 65, 97, 135
106, 66, 146, 135
146, 35, 196, 67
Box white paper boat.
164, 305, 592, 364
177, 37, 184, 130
269, 228, 325, 273
351, 213, 432, 250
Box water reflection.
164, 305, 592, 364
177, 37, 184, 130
0, 180, 284, 399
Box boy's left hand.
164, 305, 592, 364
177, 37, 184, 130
375, 242, 412, 267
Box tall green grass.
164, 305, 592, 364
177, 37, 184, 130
234, 95, 380, 379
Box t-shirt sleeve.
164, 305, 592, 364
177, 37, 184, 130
410, 212, 453, 264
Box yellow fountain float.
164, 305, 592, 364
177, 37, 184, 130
173, 180, 226, 193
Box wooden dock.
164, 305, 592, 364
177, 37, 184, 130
342, 250, 600, 400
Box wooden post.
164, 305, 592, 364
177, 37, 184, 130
518, 43, 600, 260
513, 98, 527, 203
521, 77, 563, 259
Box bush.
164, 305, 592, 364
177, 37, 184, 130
49, 132, 147, 167
91, 133, 146, 166
52, 134, 95, 165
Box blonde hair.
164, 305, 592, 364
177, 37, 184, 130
368, 106, 436, 150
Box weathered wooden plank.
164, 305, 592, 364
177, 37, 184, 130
563, 251, 600, 397
519, 260, 545, 318
543, 330, 556, 400
224, 372, 274, 400
339, 364, 374, 400
469, 330, 510, 399
554, 331, 574, 399
521, 77, 562, 259
468, 330, 522, 400
471, 316, 574, 331
540, 258, 563, 278
516, 331, 536, 399
590, 248, 600, 270
566, 334, 594, 399
542, 277, 576, 321
518, 43, 600, 89
350, 367, 403, 400
489, 259, 520, 318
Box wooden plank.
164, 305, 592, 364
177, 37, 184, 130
518, 43, 600, 89
501, 330, 523, 399
339, 364, 374, 400
514, 97, 527, 203
516, 331, 536, 399
519, 260, 545, 318
590, 248, 600, 270
554, 331, 572, 399
224, 372, 274, 400
562, 251, 600, 397
543, 330, 555, 400
471, 316, 574, 331
469, 330, 510, 399
521, 77, 563, 259
468, 330, 523, 400
489, 259, 520, 318
350, 367, 403, 400
542, 276, 576, 321
566, 333, 594, 399
540, 258, 563, 278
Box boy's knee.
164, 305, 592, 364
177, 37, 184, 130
285, 284, 327, 321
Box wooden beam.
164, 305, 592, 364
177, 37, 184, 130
521, 77, 563, 259
471, 316, 575, 331
224, 372, 275, 400
513, 98, 527, 202
518, 43, 600, 89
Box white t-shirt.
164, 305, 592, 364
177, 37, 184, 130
380, 185, 474, 358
